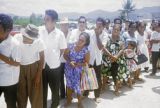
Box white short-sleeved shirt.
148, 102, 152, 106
14, 34, 45, 65
122, 32, 138, 46
150, 31, 160, 52
88, 30, 108, 66
68, 29, 90, 44
60, 31, 72, 63
39, 26, 67, 69
0, 36, 21, 86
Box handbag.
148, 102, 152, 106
81, 66, 98, 91
134, 53, 148, 65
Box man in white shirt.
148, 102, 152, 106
0, 14, 20, 108
59, 17, 71, 99
39, 10, 67, 108
68, 16, 89, 44
150, 20, 160, 76
84, 17, 114, 103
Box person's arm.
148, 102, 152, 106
150, 39, 160, 44
95, 28, 104, 50
0, 53, 20, 66
76, 51, 90, 67
63, 48, 70, 62
60, 49, 65, 56
150, 32, 160, 44
95, 29, 115, 59
114, 42, 125, 60
34, 51, 44, 88
115, 50, 124, 59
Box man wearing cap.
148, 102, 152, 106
14, 24, 45, 108
59, 17, 71, 99
39, 10, 67, 108
0, 14, 21, 108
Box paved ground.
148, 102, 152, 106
0, 69, 160, 108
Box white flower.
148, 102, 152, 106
122, 73, 127, 78
111, 44, 115, 49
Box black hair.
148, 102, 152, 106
128, 41, 137, 48
0, 14, 13, 32
96, 17, 106, 27
79, 32, 90, 46
128, 21, 137, 28
113, 24, 122, 31
45, 9, 58, 21
78, 16, 87, 22
114, 18, 122, 24
137, 21, 146, 29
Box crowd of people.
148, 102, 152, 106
0, 9, 160, 108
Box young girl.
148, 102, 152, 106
124, 40, 138, 86
15, 24, 45, 108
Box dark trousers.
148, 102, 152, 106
60, 63, 66, 98
152, 51, 160, 74
83, 64, 102, 98
110, 62, 119, 84
0, 84, 18, 108
43, 64, 61, 108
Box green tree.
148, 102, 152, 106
119, 0, 136, 20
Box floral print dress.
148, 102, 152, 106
124, 49, 138, 75
102, 36, 129, 81
65, 44, 88, 95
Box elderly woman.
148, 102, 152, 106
102, 24, 128, 95
64, 32, 90, 108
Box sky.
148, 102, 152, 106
0, 0, 159, 16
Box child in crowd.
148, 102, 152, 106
124, 40, 138, 86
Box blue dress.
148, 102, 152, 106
65, 44, 88, 95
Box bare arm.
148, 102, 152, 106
63, 48, 70, 62
60, 49, 66, 56
150, 39, 160, 44
37, 51, 45, 76
0, 53, 20, 66
34, 51, 44, 88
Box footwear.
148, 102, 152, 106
136, 77, 143, 81
94, 98, 101, 103
144, 67, 149, 72
114, 85, 120, 96
114, 91, 120, 96
127, 78, 133, 88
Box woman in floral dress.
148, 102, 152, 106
102, 24, 128, 95
64, 32, 90, 108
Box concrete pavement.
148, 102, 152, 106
0, 70, 160, 108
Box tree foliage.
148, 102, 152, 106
119, 0, 136, 20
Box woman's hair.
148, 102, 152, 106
96, 17, 106, 27
137, 21, 146, 30
128, 41, 137, 49
79, 32, 90, 46
0, 14, 13, 32
113, 24, 122, 31
128, 21, 137, 28
45, 9, 58, 21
